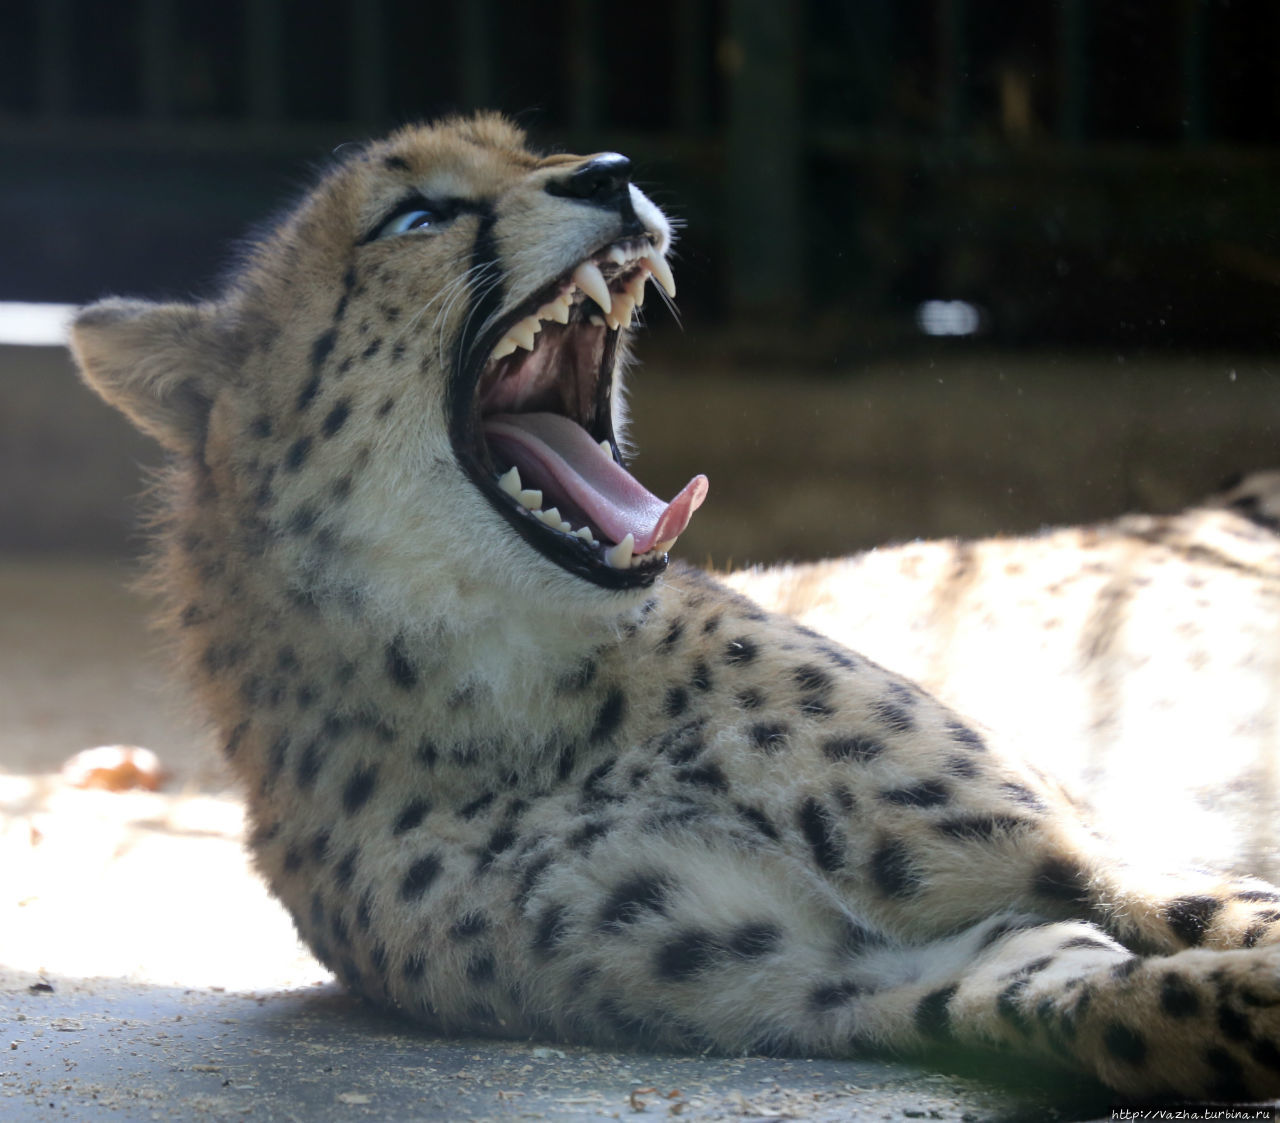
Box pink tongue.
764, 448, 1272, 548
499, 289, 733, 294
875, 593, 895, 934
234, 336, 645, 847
483, 412, 708, 554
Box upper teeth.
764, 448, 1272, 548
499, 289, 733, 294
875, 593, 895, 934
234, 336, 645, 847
488, 245, 675, 363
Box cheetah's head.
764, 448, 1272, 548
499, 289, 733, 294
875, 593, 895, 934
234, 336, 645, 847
71, 115, 707, 620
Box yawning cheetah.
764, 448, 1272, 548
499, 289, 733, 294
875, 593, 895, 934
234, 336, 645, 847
72, 115, 1280, 1102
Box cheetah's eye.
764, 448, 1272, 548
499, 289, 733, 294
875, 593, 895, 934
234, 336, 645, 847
376, 208, 435, 239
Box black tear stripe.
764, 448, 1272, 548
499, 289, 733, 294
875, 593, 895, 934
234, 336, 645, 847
447, 206, 502, 444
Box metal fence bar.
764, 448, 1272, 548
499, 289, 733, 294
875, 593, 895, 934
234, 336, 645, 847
246, 0, 284, 123
725, 0, 801, 316
38, 0, 72, 119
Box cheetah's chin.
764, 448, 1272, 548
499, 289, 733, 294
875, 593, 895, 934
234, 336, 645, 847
461, 237, 707, 589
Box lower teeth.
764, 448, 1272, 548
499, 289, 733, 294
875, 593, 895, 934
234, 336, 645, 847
494, 469, 679, 569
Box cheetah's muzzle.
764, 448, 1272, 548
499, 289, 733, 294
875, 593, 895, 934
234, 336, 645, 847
459, 237, 707, 590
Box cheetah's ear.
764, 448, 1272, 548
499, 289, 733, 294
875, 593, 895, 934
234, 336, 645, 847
70, 298, 231, 455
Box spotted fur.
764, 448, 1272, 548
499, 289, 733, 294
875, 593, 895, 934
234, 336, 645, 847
72, 116, 1280, 1103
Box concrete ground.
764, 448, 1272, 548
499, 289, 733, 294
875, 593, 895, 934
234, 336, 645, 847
4, 343, 1279, 1120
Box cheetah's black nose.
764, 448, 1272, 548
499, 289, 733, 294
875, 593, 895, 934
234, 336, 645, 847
549, 153, 633, 205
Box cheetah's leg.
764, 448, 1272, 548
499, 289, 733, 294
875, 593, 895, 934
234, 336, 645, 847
881, 916, 1280, 1102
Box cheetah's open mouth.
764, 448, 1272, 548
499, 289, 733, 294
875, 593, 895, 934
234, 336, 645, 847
455, 239, 707, 589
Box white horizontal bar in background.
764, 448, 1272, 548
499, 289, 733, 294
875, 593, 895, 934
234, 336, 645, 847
0, 302, 78, 347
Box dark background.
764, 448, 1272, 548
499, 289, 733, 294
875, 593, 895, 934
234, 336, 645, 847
1, 0, 1278, 560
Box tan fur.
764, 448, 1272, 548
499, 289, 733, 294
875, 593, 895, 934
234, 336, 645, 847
71, 116, 1280, 1103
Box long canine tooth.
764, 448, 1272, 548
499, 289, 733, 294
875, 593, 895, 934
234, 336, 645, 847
517, 488, 542, 509
573, 262, 612, 314
611, 292, 635, 330
644, 249, 676, 298
598, 438, 612, 457
626, 271, 648, 308
604, 533, 635, 569
510, 317, 538, 351
492, 337, 518, 360
498, 467, 522, 496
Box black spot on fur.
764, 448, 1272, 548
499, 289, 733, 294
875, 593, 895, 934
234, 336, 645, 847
284, 436, 312, 472
748, 722, 789, 752
736, 687, 765, 710
361, 338, 382, 360
399, 853, 442, 901
676, 762, 728, 791
390, 797, 429, 836
322, 399, 351, 438
383, 154, 410, 171
811, 981, 863, 1011
935, 814, 1028, 841
880, 779, 950, 808
659, 619, 684, 651
1158, 973, 1199, 1017
1165, 895, 1223, 946
793, 664, 832, 693
590, 689, 626, 742
450, 912, 489, 941
1060, 935, 1114, 952
310, 829, 331, 863
736, 803, 780, 841
567, 818, 611, 850
283, 846, 303, 874
599, 874, 669, 931
1103, 1022, 1148, 1065
341, 764, 379, 814
723, 636, 757, 665
797, 798, 844, 871
690, 660, 713, 691
466, 953, 496, 984
295, 737, 324, 789
477, 824, 517, 871
656, 928, 721, 980
1206, 1046, 1248, 1100
296, 372, 323, 413
1234, 889, 1280, 903
943, 754, 980, 779
871, 839, 922, 897
385, 637, 419, 689
821, 734, 885, 763
663, 686, 689, 718
532, 904, 570, 955
728, 922, 781, 958
459, 791, 495, 820
333, 845, 358, 890
249, 414, 273, 439
915, 985, 957, 1038
310, 328, 337, 377
1002, 782, 1046, 811
871, 700, 914, 733
1032, 856, 1090, 903
997, 978, 1032, 1035
1218, 1000, 1252, 1042
948, 722, 987, 751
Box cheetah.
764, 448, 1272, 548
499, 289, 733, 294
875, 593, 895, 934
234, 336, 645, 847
71, 115, 1280, 1102
728, 470, 1280, 881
